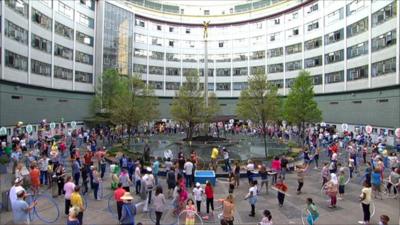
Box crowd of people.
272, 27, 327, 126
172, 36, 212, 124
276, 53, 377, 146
1, 122, 399, 225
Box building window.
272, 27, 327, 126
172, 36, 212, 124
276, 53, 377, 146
325, 29, 344, 45
250, 50, 265, 60
149, 66, 163, 75
6, 0, 28, 17
347, 17, 368, 38
149, 51, 164, 60
58, 1, 73, 19
148, 81, 163, 90
286, 43, 302, 55
347, 41, 368, 59
76, 31, 93, 47
32, 8, 52, 30
183, 68, 197, 76
372, 2, 396, 27
134, 48, 148, 58
232, 67, 248, 76
216, 68, 231, 77
31, 59, 50, 76
216, 83, 230, 91
233, 82, 248, 90
54, 44, 73, 60
304, 56, 322, 68
133, 64, 147, 73
268, 63, 283, 73
232, 53, 248, 62
285, 78, 295, 88
312, 74, 323, 85
218, 41, 224, 48
54, 66, 72, 80
185, 28, 190, 34
156, 25, 162, 31
371, 30, 396, 52
204, 10, 210, 15
346, 0, 366, 16
325, 49, 344, 64
199, 83, 214, 91
151, 37, 163, 46
307, 3, 318, 14
55, 21, 73, 39
5, 50, 28, 71
77, 13, 94, 28
371, 57, 396, 77
267, 47, 283, 58
304, 37, 322, 51
166, 67, 180, 76
169, 27, 174, 32
325, 8, 344, 25
134, 33, 147, 44
135, 19, 145, 27
307, 20, 319, 31
166, 82, 180, 90
251, 66, 265, 75
31, 34, 51, 53
76, 51, 93, 65
199, 69, 213, 77
182, 54, 197, 63
325, 71, 344, 84
75, 71, 92, 83
168, 40, 174, 47
347, 65, 368, 81
286, 60, 302, 71
80, 0, 94, 10
269, 79, 283, 88
166, 53, 180, 62
5, 20, 28, 44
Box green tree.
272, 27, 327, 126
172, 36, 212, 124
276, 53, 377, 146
283, 70, 322, 143
236, 71, 281, 158
170, 71, 219, 140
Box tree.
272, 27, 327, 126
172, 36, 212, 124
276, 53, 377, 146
236, 71, 281, 158
283, 70, 322, 144
109, 75, 159, 143
170, 71, 219, 140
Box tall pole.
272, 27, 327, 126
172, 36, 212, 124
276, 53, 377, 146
203, 21, 210, 107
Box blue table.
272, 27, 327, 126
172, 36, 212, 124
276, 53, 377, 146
194, 170, 216, 186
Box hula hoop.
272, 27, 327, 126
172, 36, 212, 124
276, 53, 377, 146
383, 180, 399, 199
320, 183, 331, 201
359, 201, 375, 218
121, 204, 135, 225
301, 208, 313, 225
343, 167, 351, 185
28, 194, 60, 223
176, 209, 204, 225
83, 194, 88, 210
107, 194, 118, 219
99, 182, 104, 199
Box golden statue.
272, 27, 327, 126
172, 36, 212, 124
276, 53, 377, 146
203, 21, 210, 39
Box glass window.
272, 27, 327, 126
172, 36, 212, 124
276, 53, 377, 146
135, 19, 145, 27
58, 1, 73, 19
347, 65, 368, 81
325, 49, 344, 64
166, 67, 180, 76
80, 0, 94, 10
76, 31, 93, 47
346, 0, 366, 16
31, 59, 50, 76
233, 67, 248, 76
232, 53, 248, 62
325, 8, 344, 25
286, 43, 302, 55
199, 83, 214, 91
287, 27, 299, 38
75, 71, 93, 83
76, 51, 93, 65
251, 66, 265, 75
372, 2, 396, 27
304, 56, 322, 68
77, 13, 94, 28
307, 3, 319, 14
325, 29, 344, 45
216, 83, 230, 91
347, 17, 368, 38
371, 29, 396, 52
325, 71, 344, 84
182, 54, 197, 63
285, 78, 295, 88
233, 82, 248, 90
250, 50, 265, 60
307, 20, 319, 32
312, 74, 323, 85
286, 60, 302, 71
183, 68, 197, 76
31, 34, 51, 53
267, 47, 283, 58
347, 41, 368, 59
5, 50, 28, 71
133, 64, 147, 73
166, 82, 180, 90
168, 40, 175, 47
371, 57, 396, 77
54, 66, 72, 80
304, 37, 322, 51
199, 69, 214, 77
166, 53, 181, 62
6, 0, 28, 17
268, 63, 283, 73
5, 20, 28, 44
32, 8, 52, 30
217, 68, 231, 77
149, 81, 163, 90
269, 79, 283, 88
149, 51, 164, 60
54, 44, 73, 60
134, 48, 148, 58
151, 37, 163, 46
268, 32, 280, 42
55, 21, 73, 39
149, 66, 163, 75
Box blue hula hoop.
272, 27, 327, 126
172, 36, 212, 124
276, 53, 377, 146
107, 194, 118, 219
121, 204, 136, 225
29, 194, 60, 224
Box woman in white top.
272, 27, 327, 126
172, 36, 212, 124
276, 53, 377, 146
246, 180, 258, 217
359, 181, 372, 224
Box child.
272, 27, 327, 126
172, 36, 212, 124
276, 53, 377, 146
306, 198, 319, 225
228, 172, 235, 194
338, 170, 346, 200
259, 209, 272, 225
274, 176, 288, 207
185, 199, 196, 225
192, 183, 203, 213
379, 214, 390, 225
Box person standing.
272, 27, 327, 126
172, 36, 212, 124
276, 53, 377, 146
9, 178, 25, 208
275, 176, 288, 207
192, 182, 203, 213
55, 163, 66, 196
185, 199, 196, 225
204, 181, 214, 215
259, 165, 269, 194
119, 169, 132, 192
72, 157, 81, 186
134, 163, 142, 194
321, 162, 330, 187
210, 146, 219, 172
70, 186, 84, 225
233, 162, 240, 187
359, 181, 372, 225
296, 164, 307, 195
152, 157, 160, 186
67, 207, 80, 225
153, 186, 166, 225
221, 195, 235, 225
222, 147, 231, 172
271, 157, 281, 184
120, 192, 137, 225
306, 198, 319, 225
371, 168, 382, 199
184, 160, 194, 188
114, 183, 126, 221
280, 156, 288, 179
91, 166, 101, 200
246, 180, 258, 217
142, 167, 155, 212
29, 164, 40, 195
64, 176, 76, 215
38, 154, 49, 185
338, 170, 346, 200
326, 173, 338, 208
166, 167, 176, 198
12, 190, 36, 225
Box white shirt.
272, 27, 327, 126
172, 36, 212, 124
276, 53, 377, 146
246, 163, 255, 172
223, 151, 229, 160
331, 153, 337, 161
249, 186, 258, 196
192, 187, 203, 201
184, 161, 194, 175
134, 167, 141, 180
9, 185, 25, 207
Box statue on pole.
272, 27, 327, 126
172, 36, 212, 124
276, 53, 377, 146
203, 21, 210, 39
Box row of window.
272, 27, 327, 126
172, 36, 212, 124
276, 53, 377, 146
39, 0, 95, 11
5, 50, 93, 83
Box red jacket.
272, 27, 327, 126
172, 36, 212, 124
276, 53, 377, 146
205, 185, 214, 199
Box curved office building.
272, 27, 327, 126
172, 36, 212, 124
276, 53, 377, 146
1, 0, 399, 130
